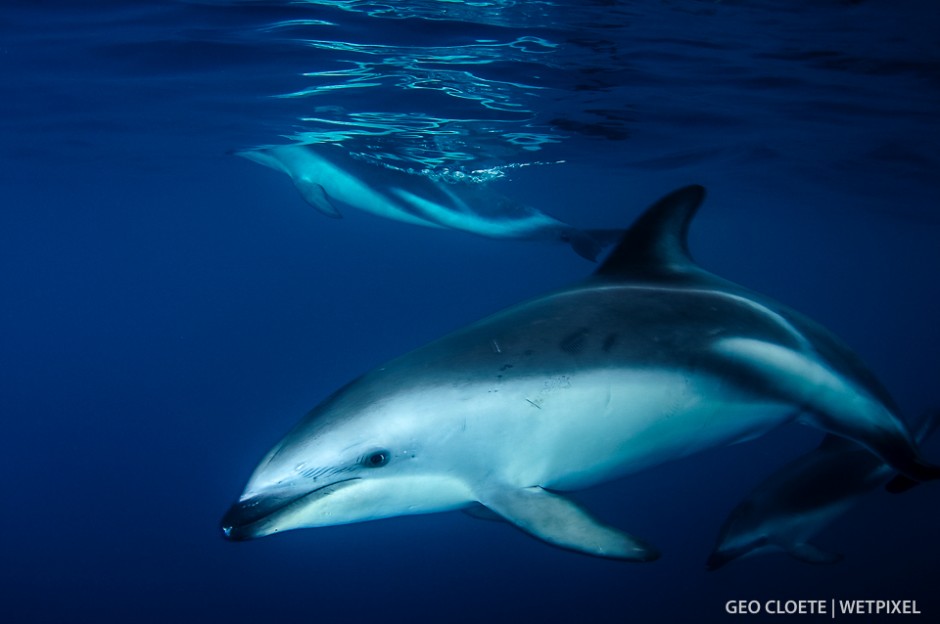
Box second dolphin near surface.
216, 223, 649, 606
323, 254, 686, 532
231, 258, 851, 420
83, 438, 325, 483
222, 185, 938, 561
237, 144, 619, 260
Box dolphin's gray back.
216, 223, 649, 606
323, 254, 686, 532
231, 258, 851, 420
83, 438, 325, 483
314, 183, 898, 432
417, 278, 895, 414
354, 284, 798, 391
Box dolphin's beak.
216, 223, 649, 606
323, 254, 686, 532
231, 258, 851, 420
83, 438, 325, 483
221, 479, 359, 541
221, 490, 309, 540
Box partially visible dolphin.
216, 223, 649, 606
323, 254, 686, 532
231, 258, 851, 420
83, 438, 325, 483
707, 410, 940, 570
237, 144, 618, 260
221, 185, 938, 561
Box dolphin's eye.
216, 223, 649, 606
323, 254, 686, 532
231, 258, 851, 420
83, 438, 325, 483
363, 450, 390, 468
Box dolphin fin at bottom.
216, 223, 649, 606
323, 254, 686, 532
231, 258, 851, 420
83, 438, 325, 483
462, 503, 504, 523
787, 542, 843, 565
478, 486, 659, 562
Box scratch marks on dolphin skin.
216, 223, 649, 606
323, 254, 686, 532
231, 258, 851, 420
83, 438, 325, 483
491, 339, 502, 354
525, 375, 572, 410
543, 375, 572, 392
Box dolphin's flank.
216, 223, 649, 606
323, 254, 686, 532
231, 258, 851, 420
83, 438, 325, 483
223, 185, 937, 561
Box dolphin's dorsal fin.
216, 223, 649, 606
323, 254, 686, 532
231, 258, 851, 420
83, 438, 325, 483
594, 185, 706, 280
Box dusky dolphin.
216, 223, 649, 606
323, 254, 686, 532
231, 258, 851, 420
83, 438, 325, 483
237, 144, 617, 260
706, 410, 940, 570
221, 185, 938, 561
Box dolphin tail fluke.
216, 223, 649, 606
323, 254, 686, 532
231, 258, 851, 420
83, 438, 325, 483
885, 409, 940, 493
861, 440, 940, 484
858, 407, 940, 485
478, 486, 659, 562
906, 408, 940, 448
812, 406, 940, 485
564, 229, 624, 262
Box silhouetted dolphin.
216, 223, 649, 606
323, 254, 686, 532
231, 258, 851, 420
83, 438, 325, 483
222, 185, 938, 560
707, 410, 940, 570
237, 144, 617, 260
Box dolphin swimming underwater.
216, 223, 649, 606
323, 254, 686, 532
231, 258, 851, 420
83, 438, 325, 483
222, 185, 938, 560
237, 144, 617, 260
706, 410, 940, 570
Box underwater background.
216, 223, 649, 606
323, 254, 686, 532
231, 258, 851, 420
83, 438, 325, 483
2, 1, 939, 622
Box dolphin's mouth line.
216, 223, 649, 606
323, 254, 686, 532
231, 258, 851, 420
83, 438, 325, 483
290, 477, 360, 508
222, 478, 360, 539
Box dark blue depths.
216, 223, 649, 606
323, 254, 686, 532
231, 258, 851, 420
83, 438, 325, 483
1, 1, 939, 622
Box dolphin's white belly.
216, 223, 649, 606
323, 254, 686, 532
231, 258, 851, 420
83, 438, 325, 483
418, 368, 795, 491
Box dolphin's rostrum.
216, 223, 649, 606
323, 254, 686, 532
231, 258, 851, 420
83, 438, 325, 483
222, 185, 937, 560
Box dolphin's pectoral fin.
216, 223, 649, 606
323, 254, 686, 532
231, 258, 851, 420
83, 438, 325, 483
787, 542, 843, 565
462, 503, 504, 523
292, 178, 343, 218
712, 338, 940, 483
884, 410, 940, 493
478, 486, 659, 562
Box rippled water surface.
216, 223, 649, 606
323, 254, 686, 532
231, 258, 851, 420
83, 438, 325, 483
2, 1, 939, 623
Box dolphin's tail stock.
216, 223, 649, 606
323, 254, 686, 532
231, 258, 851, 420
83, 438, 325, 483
886, 410, 940, 493
817, 409, 940, 487
882, 409, 940, 487
913, 409, 940, 447
564, 228, 624, 262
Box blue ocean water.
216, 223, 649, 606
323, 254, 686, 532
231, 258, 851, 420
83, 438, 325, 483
2, 1, 939, 622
